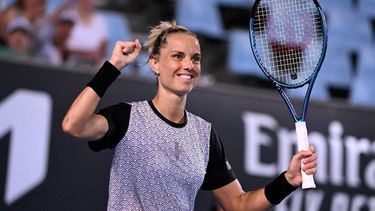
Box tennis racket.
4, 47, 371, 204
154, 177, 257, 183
249, 0, 328, 189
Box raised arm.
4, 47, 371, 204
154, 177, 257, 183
62, 39, 142, 140
212, 146, 316, 211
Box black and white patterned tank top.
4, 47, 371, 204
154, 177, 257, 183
107, 101, 211, 211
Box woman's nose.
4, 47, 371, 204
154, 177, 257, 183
183, 59, 194, 70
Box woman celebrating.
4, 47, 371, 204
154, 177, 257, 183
62, 21, 317, 211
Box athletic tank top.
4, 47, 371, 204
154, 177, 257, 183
107, 101, 211, 211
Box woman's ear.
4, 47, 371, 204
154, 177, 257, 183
149, 55, 160, 76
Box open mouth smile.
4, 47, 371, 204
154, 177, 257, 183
177, 73, 193, 80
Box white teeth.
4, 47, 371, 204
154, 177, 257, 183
179, 75, 192, 80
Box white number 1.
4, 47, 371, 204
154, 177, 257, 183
0, 89, 52, 205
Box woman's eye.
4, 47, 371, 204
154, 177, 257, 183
192, 57, 201, 64
173, 54, 183, 60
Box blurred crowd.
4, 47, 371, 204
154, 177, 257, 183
0, 0, 108, 69
1, 0, 374, 106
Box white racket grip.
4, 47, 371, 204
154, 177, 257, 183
295, 121, 316, 189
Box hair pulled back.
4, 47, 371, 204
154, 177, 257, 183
144, 21, 197, 57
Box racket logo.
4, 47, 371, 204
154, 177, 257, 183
267, 11, 313, 80
268, 11, 313, 50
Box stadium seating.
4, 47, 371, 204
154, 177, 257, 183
358, 0, 375, 18
284, 44, 345, 101
175, 0, 225, 39
0, 0, 15, 9
226, 29, 267, 79
286, 78, 330, 101
100, 10, 134, 59
349, 74, 375, 107
349, 46, 375, 107
357, 47, 375, 78
133, 51, 154, 78
327, 9, 372, 52
216, 0, 253, 7
2, 0, 375, 107
319, 0, 352, 12
287, 46, 353, 101
319, 46, 353, 90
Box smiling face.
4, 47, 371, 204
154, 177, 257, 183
150, 33, 201, 97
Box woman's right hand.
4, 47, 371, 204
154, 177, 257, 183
109, 39, 142, 71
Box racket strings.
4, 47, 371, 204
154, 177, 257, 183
252, 0, 325, 86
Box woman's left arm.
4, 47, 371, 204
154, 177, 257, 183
212, 179, 271, 211
212, 146, 316, 211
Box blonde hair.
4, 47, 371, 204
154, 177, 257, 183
144, 21, 197, 57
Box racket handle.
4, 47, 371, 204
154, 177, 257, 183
295, 121, 316, 189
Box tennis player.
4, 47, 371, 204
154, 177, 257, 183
62, 21, 316, 211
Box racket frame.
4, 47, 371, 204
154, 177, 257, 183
249, 0, 328, 123
249, 0, 328, 189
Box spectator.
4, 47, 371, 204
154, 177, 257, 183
0, 16, 34, 59
0, 0, 46, 47
61, 0, 109, 69
36, 11, 75, 65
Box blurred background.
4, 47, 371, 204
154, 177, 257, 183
1, 0, 375, 211
0, 0, 374, 107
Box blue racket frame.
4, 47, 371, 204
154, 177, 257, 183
249, 0, 328, 123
